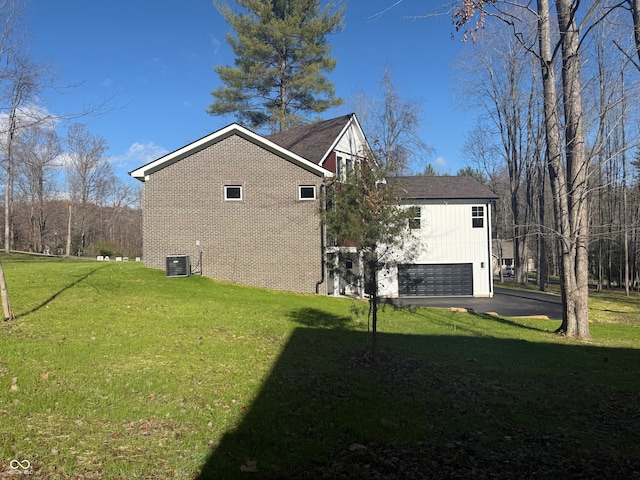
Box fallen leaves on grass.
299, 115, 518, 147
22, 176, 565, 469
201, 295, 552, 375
121, 419, 181, 439
381, 418, 398, 429
240, 458, 257, 472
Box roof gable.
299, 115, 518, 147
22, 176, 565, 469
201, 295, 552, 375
129, 123, 333, 181
266, 114, 367, 165
388, 176, 498, 201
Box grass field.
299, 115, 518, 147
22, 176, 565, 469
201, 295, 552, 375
1, 254, 640, 479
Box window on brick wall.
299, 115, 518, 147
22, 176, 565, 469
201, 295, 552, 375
299, 185, 316, 200
224, 185, 242, 201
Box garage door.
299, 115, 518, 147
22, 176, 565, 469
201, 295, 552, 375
398, 263, 473, 296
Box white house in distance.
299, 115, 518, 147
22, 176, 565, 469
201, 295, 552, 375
378, 176, 499, 298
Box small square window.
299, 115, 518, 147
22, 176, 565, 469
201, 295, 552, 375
472, 206, 484, 228
224, 185, 242, 201
408, 206, 421, 230
299, 186, 316, 200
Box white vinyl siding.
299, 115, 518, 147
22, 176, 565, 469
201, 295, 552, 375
379, 201, 493, 298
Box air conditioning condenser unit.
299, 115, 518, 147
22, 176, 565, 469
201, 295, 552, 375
166, 255, 190, 277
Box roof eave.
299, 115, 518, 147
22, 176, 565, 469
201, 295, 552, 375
319, 114, 370, 166
128, 123, 333, 181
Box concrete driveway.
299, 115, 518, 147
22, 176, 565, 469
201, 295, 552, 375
391, 286, 563, 320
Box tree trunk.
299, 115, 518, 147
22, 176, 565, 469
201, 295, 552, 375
4, 115, 14, 254
66, 203, 72, 256
537, 161, 547, 292
537, 0, 574, 336
621, 75, 630, 296
0, 261, 13, 321
371, 289, 378, 354
557, 0, 590, 340
632, 0, 640, 66
366, 253, 379, 354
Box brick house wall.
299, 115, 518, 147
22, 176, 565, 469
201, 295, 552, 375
142, 134, 325, 293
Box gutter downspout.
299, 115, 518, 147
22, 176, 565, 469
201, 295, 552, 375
487, 200, 494, 297
315, 182, 326, 294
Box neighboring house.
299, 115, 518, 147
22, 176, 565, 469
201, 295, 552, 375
492, 239, 536, 276
129, 114, 367, 294
130, 114, 499, 298
378, 176, 499, 298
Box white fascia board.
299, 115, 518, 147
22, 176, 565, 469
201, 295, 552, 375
129, 123, 333, 181
320, 114, 370, 165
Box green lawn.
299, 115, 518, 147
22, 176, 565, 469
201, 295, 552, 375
1, 254, 640, 478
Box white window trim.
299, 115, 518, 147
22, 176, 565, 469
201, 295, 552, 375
224, 185, 243, 201
409, 206, 421, 230
298, 185, 316, 200
472, 205, 484, 228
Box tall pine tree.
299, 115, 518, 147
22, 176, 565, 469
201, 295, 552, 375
209, 0, 345, 132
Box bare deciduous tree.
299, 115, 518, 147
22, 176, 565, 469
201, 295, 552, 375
454, 0, 595, 339
352, 69, 431, 174
65, 123, 114, 255
15, 124, 61, 253
457, 22, 544, 285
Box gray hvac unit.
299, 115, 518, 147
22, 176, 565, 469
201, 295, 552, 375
166, 255, 190, 277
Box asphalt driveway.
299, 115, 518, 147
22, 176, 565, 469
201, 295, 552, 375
391, 286, 563, 320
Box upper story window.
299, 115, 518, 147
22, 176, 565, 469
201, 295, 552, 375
299, 185, 316, 200
224, 185, 243, 201
345, 158, 353, 178
336, 155, 357, 181
408, 206, 421, 229
472, 206, 484, 228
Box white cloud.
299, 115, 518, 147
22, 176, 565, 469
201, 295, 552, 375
0, 104, 59, 151
111, 141, 168, 169
102, 78, 114, 88
208, 33, 222, 54
148, 57, 169, 75
434, 156, 448, 170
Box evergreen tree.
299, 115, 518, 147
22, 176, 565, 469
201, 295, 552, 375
421, 163, 439, 176
456, 165, 488, 184
209, 0, 345, 132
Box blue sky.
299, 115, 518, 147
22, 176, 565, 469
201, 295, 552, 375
27, 0, 476, 184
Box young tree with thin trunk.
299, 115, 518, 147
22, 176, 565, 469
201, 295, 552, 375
321, 158, 417, 353
209, 0, 345, 132
0, 0, 48, 321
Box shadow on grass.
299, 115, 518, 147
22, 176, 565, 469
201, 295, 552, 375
496, 289, 561, 304
473, 312, 552, 333
196, 328, 640, 479
14, 265, 108, 319
286, 307, 353, 329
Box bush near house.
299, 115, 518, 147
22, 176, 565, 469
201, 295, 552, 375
1, 254, 639, 478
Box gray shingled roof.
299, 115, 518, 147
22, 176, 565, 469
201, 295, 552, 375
265, 114, 353, 165
388, 176, 498, 200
